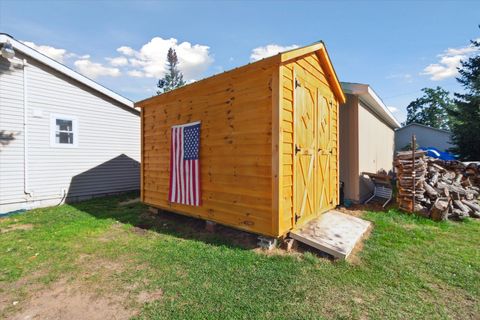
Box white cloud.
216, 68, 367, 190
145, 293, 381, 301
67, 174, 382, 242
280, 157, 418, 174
107, 56, 129, 67
117, 46, 136, 56
22, 41, 69, 63
250, 44, 299, 62
422, 39, 479, 81
127, 70, 144, 78
386, 73, 412, 81
115, 37, 213, 81
387, 106, 398, 113
74, 59, 121, 79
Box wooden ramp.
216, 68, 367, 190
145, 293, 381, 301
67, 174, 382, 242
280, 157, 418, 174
290, 210, 371, 259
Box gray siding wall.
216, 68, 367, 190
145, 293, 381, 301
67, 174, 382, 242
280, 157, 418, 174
0, 53, 140, 214
395, 124, 453, 152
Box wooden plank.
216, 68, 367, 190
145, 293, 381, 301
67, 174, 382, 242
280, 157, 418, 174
290, 210, 371, 259
272, 65, 281, 236
140, 108, 145, 202
280, 42, 324, 63
137, 57, 279, 107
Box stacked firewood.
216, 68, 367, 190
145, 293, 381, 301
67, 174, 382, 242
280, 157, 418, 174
395, 150, 428, 213
395, 152, 480, 221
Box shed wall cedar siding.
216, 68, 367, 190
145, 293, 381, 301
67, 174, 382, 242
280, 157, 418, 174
395, 124, 453, 152
0, 53, 140, 213
279, 52, 339, 235
141, 58, 277, 236
140, 51, 340, 237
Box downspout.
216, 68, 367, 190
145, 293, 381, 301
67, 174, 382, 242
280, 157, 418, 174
23, 58, 32, 199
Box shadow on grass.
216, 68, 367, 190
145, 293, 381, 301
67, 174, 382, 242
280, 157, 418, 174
69, 192, 259, 251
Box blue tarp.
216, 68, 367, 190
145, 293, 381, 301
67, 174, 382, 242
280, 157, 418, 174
419, 147, 457, 160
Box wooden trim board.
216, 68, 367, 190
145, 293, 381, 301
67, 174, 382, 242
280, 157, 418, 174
289, 210, 371, 259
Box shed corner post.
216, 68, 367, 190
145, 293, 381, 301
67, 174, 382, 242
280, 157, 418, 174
140, 105, 145, 203
272, 64, 283, 236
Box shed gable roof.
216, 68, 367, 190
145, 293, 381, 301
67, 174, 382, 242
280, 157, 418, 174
137, 41, 346, 107
0, 33, 134, 110
279, 42, 346, 104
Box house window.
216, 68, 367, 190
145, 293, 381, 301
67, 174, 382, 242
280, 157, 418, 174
50, 114, 78, 147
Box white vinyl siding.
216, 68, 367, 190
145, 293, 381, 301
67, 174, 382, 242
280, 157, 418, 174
0, 58, 26, 208
0, 51, 140, 213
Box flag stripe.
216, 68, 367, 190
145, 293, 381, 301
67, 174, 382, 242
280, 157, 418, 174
169, 122, 201, 206
186, 161, 189, 205
168, 127, 174, 202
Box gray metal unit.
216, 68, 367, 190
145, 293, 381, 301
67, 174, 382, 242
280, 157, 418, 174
395, 123, 453, 152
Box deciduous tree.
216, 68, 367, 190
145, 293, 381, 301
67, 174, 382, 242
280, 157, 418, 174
404, 87, 454, 130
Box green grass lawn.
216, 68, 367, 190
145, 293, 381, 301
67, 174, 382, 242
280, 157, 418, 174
0, 193, 479, 319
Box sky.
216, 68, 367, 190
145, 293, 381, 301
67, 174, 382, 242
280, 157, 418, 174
1, 0, 479, 123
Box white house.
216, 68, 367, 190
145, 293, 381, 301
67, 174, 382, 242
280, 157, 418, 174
0, 33, 140, 214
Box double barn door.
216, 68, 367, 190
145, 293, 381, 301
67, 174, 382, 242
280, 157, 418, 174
293, 67, 336, 225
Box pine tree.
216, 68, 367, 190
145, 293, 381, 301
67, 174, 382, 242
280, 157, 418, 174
404, 87, 454, 130
448, 37, 480, 160
157, 48, 186, 94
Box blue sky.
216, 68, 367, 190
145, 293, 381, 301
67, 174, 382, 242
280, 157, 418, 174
1, 0, 479, 122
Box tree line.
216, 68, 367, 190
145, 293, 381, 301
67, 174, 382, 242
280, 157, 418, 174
405, 35, 479, 160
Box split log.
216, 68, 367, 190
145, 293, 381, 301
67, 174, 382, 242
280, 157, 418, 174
461, 200, 480, 218
430, 199, 449, 221
437, 182, 467, 196
430, 172, 440, 186
396, 150, 427, 160
453, 200, 470, 215
424, 181, 438, 199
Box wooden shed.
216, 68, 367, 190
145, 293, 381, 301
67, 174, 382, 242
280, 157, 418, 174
137, 42, 345, 238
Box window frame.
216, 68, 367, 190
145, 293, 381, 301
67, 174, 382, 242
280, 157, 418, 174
50, 113, 78, 148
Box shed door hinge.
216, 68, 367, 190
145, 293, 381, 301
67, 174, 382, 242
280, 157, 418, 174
295, 79, 301, 88
295, 144, 301, 155
295, 213, 300, 223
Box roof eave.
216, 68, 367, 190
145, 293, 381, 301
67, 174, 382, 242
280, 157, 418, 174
280, 42, 346, 104
0, 34, 135, 110
341, 82, 401, 129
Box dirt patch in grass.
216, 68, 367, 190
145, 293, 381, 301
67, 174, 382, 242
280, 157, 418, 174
136, 288, 164, 304
6, 278, 164, 320
118, 197, 141, 207
0, 224, 34, 234
4, 252, 162, 320
9, 278, 135, 320
96, 222, 129, 242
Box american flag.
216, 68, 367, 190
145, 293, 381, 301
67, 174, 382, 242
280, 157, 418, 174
169, 121, 201, 206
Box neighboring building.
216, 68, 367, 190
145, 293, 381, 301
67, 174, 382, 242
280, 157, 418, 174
0, 34, 140, 214
340, 82, 401, 203
395, 123, 453, 152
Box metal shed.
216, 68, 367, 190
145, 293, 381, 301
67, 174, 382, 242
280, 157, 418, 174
137, 42, 345, 238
